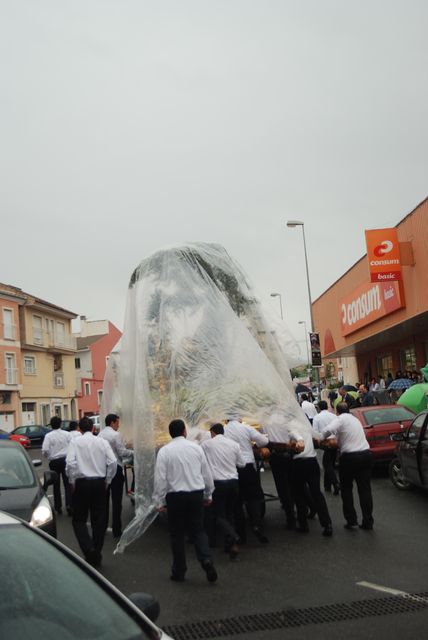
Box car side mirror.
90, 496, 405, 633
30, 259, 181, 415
127, 593, 160, 622
43, 470, 58, 489
32, 459, 42, 467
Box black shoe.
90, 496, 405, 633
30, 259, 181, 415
170, 573, 185, 582
322, 525, 333, 537
344, 523, 358, 530
359, 523, 373, 530
252, 527, 269, 543
202, 561, 218, 583
333, 486, 340, 496
296, 525, 309, 533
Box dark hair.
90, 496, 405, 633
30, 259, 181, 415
210, 422, 224, 435
79, 417, 94, 433
336, 402, 350, 415
105, 413, 119, 427
318, 400, 328, 411
50, 416, 61, 430
169, 419, 186, 438
69, 421, 78, 431
300, 394, 308, 401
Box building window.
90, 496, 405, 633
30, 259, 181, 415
54, 373, 64, 388
97, 390, 103, 406
5, 353, 16, 385
56, 321, 65, 347
377, 354, 393, 379
400, 347, 417, 372
75, 357, 81, 369
32, 315, 43, 345
2, 309, 15, 340
84, 382, 91, 396
24, 356, 36, 375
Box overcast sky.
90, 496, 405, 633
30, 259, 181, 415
1, 1, 427, 357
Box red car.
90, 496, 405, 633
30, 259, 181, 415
0, 428, 31, 449
350, 404, 416, 461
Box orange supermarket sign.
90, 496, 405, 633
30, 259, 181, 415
365, 228, 402, 283
340, 281, 404, 336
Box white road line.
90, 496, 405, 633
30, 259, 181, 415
357, 581, 428, 605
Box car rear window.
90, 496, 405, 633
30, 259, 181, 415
0, 446, 35, 488
363, 407, 415, 427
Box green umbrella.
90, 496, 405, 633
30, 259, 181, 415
397, 383, 428, 414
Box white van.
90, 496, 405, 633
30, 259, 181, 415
89, 415, 101, 434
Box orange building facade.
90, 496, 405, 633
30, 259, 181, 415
313, 197, 428, 383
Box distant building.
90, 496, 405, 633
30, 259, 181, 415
74, 317, 122, 417
0, 283, 78, 429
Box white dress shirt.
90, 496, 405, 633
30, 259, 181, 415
224, 420, 268, 466
66, 432, 117, 484
321, 413, 369, 453
69, 430, 82, 440
312, 410, 336, 438
262, 412, 292, 444
201, 434, 245, 481
99, 426, 133, 467
42, 429, 71, 460
301, 400, 318, 420
152, 436, 214, 508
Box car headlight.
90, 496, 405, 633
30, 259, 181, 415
30, 496, 53, 527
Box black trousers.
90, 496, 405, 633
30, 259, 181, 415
49, 457, 71, 512
339, 450, 374, 526
166, 490, 212, 576
235, 464, 265, 539
322, 448, 339, 491
291, 457, 332, 528
72, 478, 107, 562
105, 465, 124, 537
210, 479, 240, 546
269, 451, 296, 526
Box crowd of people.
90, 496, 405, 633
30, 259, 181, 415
152, 400, 374, 584
42, 413, 132, 568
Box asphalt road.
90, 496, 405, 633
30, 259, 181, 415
30, 448, 428, 639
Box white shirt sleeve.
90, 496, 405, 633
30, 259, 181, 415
152, 449, 168, 508
65, 440, 77, 483
248, 426, 269, 448
104, 441, 118, 484
42, 433, 50, 458
200, 448, 214, 500
114, 431, 133, 461
321, 417, 341, 438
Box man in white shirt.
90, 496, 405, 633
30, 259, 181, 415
313, 401, 340, 495
66, 417, 117, 568
300, 394, 318, 424
68, 421, 82, 440
42, 416, 72, 515
99, 413, 133, 539
201, 423, 245, 559
321, 402, 374, 530
224, 417, 269, 544
153, 419, 217, 583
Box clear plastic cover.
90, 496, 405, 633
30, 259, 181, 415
103, 242, 311, 552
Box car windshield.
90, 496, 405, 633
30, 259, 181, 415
363, 407, 415, 427
0, 524, 158, 640
0, 447, 35, 488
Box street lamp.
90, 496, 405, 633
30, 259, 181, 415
270, 292, 283, 319
298, 320, 310, 366
287, 219, 319, 388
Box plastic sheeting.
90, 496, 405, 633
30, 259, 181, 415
103, 242, 312, 552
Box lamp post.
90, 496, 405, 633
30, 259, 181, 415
287, 219, 319, 388
270, 292, 283, 320
298, 320, 310, 367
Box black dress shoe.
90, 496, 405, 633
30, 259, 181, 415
322, 525, 333, 537
344, 523, 358, 530
252, 527, 269, 543
170, 573, 185, 582
202, 561, 218, 583
359, 523, 373, 530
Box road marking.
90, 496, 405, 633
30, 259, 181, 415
357, 581, 428, 605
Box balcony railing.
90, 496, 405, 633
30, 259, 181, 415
1, 322, 17, 340
31, 329, 76, 350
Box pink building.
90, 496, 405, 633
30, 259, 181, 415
74, 318, 122, 418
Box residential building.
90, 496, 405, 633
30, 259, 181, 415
0, 283, 78, 426
74, 317, 121, 417
0, 286, 26, 431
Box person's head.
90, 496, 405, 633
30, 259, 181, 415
336, 402, 350, 415
300, 394, 308, 402
50, 416, 61, 430
359, 384, 368, 394
318, 400, 328, 412
105, 413, 120, 430
210, 423, 224, 438
169, 419, 186, 439
79, 417, 94, 433
338, 386, 347, 397
69, 421, 78, 432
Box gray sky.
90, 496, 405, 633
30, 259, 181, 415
1, 1, 427, 357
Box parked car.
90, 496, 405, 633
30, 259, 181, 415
0, 428, 31, 448
390, 410, 428, 490
11, 424, 51, 446
59, 420, 74, 431
0, 510, 171, 639
350, 404, 416, 462
0, 440, 57, 536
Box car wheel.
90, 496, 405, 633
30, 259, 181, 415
389, 458, 412, 491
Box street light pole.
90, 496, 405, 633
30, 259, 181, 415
270, 292, 283, 320
287, 219, 319, 389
